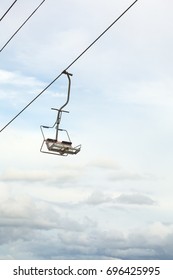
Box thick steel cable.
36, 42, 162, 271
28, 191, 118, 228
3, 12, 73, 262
0, 0, 139, 133
0, 0, 18, 21
0, 0, 46, 52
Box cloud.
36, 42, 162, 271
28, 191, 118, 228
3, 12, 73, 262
1, 169, 49, 183
0, 220, 173, 260
115, 193, 156, 206
0, 69, 46, 111
84, 191, 155, 207
85, 191, 112, 205
0, 69, 43, 87
109, 171, 154, 181
0, 182, 169, 260
0, 194, 89, 233
0, 166, 82, 187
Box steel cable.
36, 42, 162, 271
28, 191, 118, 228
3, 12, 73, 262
0, 0, 46, 52
0, 0, 18, 21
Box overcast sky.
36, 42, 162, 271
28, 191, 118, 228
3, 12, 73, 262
0, 0, 173, 260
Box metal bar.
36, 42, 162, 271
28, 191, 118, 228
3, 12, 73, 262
51, 108, 69, 113
58, 71, 72, 112
55, 71, 72, 141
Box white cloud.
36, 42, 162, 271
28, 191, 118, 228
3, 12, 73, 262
0, 164, 84, 187
0, 69, 46, 110
1, 169, 50, 182
0, 69, 42, 87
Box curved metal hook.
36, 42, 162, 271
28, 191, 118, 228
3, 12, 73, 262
59, 70, 73, 111
55, 70, 73, 140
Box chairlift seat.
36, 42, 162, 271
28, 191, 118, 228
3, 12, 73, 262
45, 138, 80, 156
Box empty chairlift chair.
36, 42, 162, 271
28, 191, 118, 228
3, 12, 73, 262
40, 71, 81, 156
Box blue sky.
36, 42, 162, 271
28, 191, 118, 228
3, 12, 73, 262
0, 0, 173, 259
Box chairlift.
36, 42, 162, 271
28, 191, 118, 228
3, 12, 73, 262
40, 70, 81, 156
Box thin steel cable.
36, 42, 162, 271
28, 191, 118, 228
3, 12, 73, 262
0, 0, 45, 52
0, 0, 18, 21
0, 0, 139, 133
64, 0, 139, 71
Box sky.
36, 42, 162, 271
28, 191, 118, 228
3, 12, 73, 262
0, 0, 173, 260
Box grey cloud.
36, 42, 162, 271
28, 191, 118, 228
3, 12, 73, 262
85, 191, 112, 205
115, 193, 156, 206
0, 188, 161, 260
84, 191, 155, 206
109, 172, 154, 181
0, 196, 89, 233
1, 222, 173, 260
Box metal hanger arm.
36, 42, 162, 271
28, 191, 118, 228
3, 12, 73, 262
59, 70, 72, 112
55, 71, 72, 141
